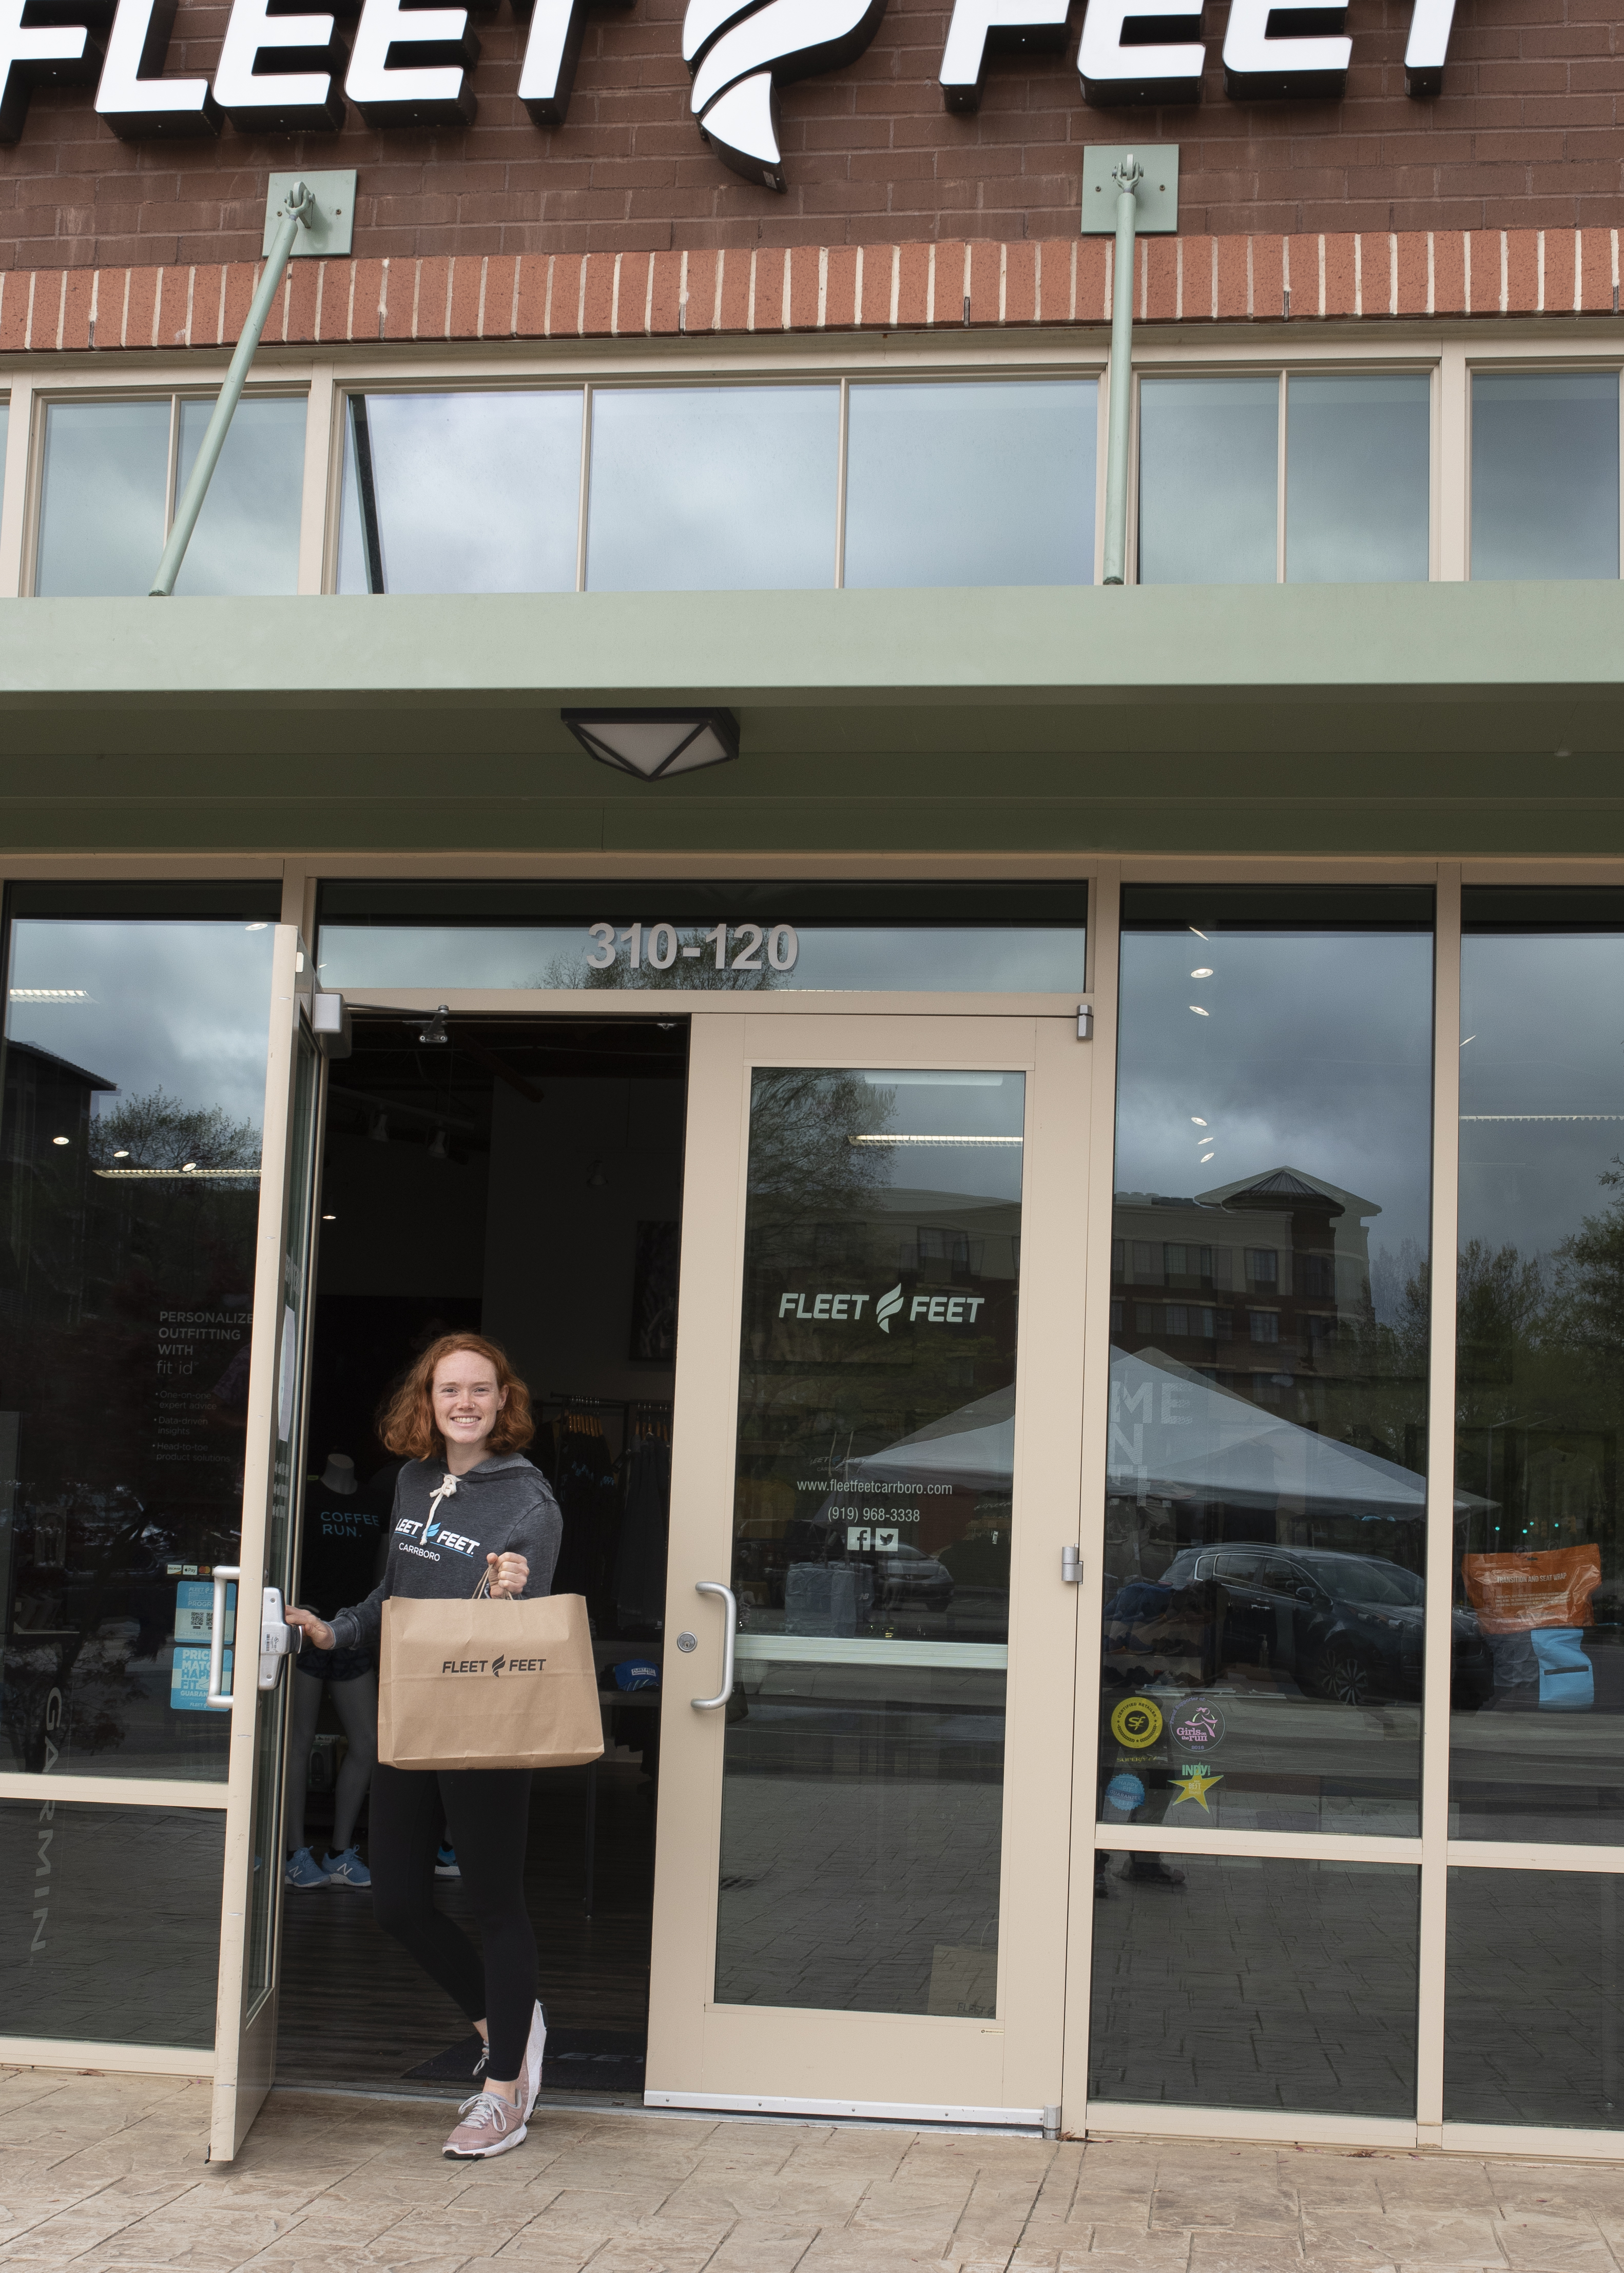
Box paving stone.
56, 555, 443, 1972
1067, 2225, 1194, 2266
1151, 2177, 1299, 2233
1299, 2211, 1509, 2265
1493, 2211, 1618, 2270
703, 2219, 823, 2270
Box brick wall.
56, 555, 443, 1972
2, 227, 1613, 352
1, 0, 1622, 272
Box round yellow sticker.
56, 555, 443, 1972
1110, 1696, 1164, 1750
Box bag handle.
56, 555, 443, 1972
472, 1568, 518, 1603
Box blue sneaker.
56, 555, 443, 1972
285, 1846, 330, 1890
436, 1844, 460, 1878
323, 1846, 371, 1889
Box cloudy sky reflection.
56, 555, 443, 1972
5, 922, 276, 1140
1115, 928, 1435, 1284
1461, 932, 1624, 1263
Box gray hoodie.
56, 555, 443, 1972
324, 1452, 564, 1657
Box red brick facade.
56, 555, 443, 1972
1, 0, 1622, 273
1, 226, 1612, 352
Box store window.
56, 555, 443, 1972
1138, 372, 1430, 586
1452, 890, 1624, 1841
34, 395, 305, 598
0, 884, 280, 1781
1138, 375, 1278, 585
0, 1799, 223, 2044
314, 880, 1088, 995
716, 1065, 1022, 2016
587, 385, 839, 592
1091, 1856, 1420, 2116
1099, 886, 1435, 1839
1445, 1867, 1624, 2127
1471, 372, 1619, 581
337, 390, 583, 595
843, 380, 1096, 588
1285, 375, 1430, 583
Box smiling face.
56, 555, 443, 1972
432, 1352, 508, 1458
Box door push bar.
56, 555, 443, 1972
205, 1567, 301, 1709
691, 1579, 738, 1711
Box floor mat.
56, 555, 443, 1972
404, 2028, 647, 2096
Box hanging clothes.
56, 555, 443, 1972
550, 1408, 614, 1601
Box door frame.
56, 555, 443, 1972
208, 927, 324, 2162
646, 1008, 1093, 2125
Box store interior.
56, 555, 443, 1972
275, 1013, 686, 2102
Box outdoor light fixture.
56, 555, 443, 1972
563, 708, 740, 781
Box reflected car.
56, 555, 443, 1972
1157, 1545, 1488, 1707
873, 1544, 954, 1611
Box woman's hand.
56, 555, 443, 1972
285, 1606, 336, 1652
488, 1551, 529, 1600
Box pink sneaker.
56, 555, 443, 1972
442, 2090, 527, 2160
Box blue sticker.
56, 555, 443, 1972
1104, 1773, 1145, 1813
171, 1646, 230, 1712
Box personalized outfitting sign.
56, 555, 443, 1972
2, 0, 1463, 176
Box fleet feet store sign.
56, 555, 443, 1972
3, 0, 1463, 189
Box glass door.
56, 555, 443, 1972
648, 1011, 1091, 2120
208, 928, 324, 2161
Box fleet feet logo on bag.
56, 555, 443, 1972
441, 1656, 548, 1677
682, 0, 890, 190
1110, 1695, 1163, 1750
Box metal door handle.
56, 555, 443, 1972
691, 1580, 737, 1711
259, 1586, 298, 1691
207, 1566, 240, 1710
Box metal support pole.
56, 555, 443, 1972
1101, 153, 1142, 588
149, 180, 310, 598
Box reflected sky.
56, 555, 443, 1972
337, 391, 583, 595
316, 923, 1085, 995
5, 923, 276, 1137
1460, 933, 1624, 1261
844, 380, 1096, 589
1116, 928, 1435, 1271
588, 386, 839, 592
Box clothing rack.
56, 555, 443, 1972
539, 1393, 673, 1466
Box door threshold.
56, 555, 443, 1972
270, 2084, 1043, 2136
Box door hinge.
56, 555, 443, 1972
1061, 1545, 1082, 1583
1076, 1003, 1093, 1040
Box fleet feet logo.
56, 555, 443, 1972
682, 0, 890, 190
876, 1284, 904, 1334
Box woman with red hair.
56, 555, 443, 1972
287, 1334, 562, 2162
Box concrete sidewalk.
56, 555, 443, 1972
2, 2069, 1622, 2271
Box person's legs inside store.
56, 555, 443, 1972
278, 1016, 684, 2103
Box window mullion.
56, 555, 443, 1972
1416, 860, 1463, 2138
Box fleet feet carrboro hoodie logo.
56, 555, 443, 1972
681, 0, 890, 189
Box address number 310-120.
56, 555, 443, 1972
585, 922, 800, 974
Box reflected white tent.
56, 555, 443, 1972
847, 1346, 1485, 1519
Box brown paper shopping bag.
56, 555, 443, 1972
378, 1582, 605, 1772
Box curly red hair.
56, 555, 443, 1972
378, 1333, 535, 1462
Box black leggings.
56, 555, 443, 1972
369, 1763, 537, 2086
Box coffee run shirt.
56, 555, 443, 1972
297, 1484, 391, 1621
